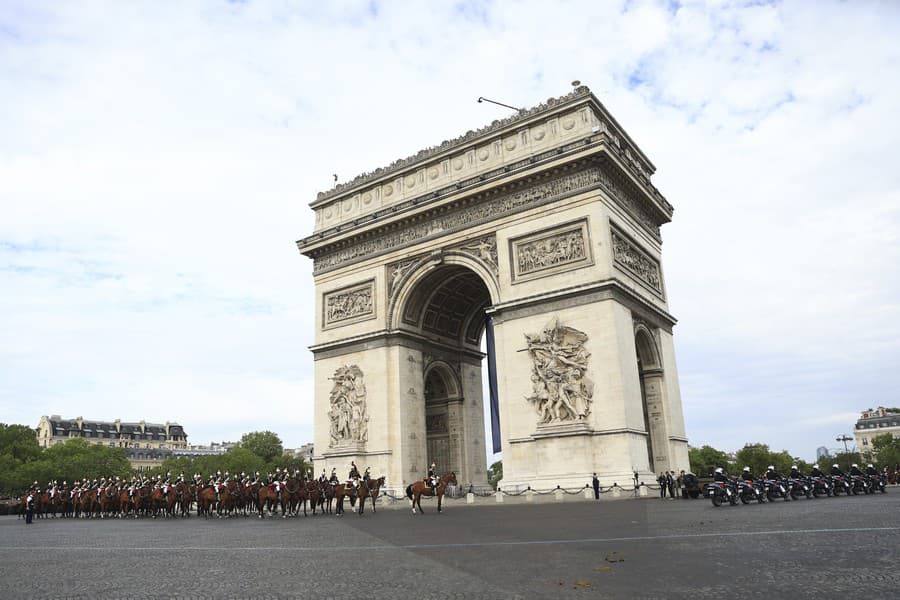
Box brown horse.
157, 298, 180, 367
406, 472, 457, 514
256, 484, 280, 518
356, 476, 386, 515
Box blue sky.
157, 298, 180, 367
1, 1, 898, 461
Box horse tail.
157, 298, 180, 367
405, 484, 413, 500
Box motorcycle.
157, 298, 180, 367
868, 474, 887, 493
849, 474, 871, 495
736, 478, 765, 504
830, 475, 852, 496
787, 477, 812, 500
809, 476, 832, 498
763, 478, 789, 502
707, 480, 738, 507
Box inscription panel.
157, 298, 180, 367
610, 225, 663, 296
322, 280, 376, 329
510, 219, 593, 283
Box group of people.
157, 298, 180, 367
712, 462, 884, 482
656, 470, 689, 498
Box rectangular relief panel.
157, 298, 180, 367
322, 279, 376, 329
609, 224, 664, 298
509, 218, 593, 283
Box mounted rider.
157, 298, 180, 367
329, 468, 339, 485
713, 467, 728, 482
866, 463, 878, 477
764, 465, 779, 480
741, 466, 753, 481
789, 465, 803, 479
810, 464, 824, 477
849, 463, 863, 477
830, 463, 845, 477
427, 462, 438, 492
349, 461, 360, 488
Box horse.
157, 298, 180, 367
256, 484, 280, 518
406, 472, 457, 514
355, 476, 386, 515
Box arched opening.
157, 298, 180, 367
635, 326, 664, 473
394, 260, 494, 486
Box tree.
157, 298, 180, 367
688, 445, 729, 477
871, 433, 900, 469
240, 431, 283, 463
0, 423, 42, 463
487, 460, 502, 490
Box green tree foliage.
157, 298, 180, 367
688, 445, 729, 477
487, 460, 502, 490
149, 447, 310, 481
870, 433, 900, 469
0, 423, 42, 463
240, 431, 283, 463
734, 443, 798, 476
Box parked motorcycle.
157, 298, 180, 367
809, 476, 832, 498
830, 475, 852, 496
849, 474, 871, 495
868, 474, 888, 493
763, 478, 789, 502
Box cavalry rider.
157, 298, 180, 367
713, 467, 728, 482
831, 463, 845, 477
363, 467, 371, 482
349, 461, 360, 488
849, 463, 863, 477
810, 464, 824, 478
273, 468, 283, 496
764, 465, 779, 480
741, 466, 754, 481
329, 468, 339, 486
318, 469, 328, 485
427, 462, 439, 492
789, 465, 803, 479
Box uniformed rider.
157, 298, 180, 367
830, 463, 845, 477
810, 464, 824, 477
741, 466, 753, 481
427, 462, 438, 492
865, 463, 878, 477
349, 461, 360, 488
713, 467, 728, 482
764, 465, 779, 480
849, 463, 863, 477
789, 465, 802, 479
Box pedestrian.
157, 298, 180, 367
675, 470, 684, 499
666, 471, 675, 499
25, 493, 35, 525
657, 472, 667, 498
678, 470, 687, 499
592, 473, 600, 500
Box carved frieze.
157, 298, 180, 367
523, 318, 593, 424
387, 258, 418, 299
426, 413, 448, 434
510, 219, 592, 282
328, 365, 369, 448
313, 166, 605, 274
610, 226, 662, 295
323, 280, 375, 328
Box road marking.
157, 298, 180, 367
1, 526, 897, 552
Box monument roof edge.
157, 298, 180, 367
309, 86, 596, 208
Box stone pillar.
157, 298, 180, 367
641, 369, 670, 474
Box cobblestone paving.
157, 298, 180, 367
1, 491, 898, 599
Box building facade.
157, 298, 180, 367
854, 407, 900, 452
296, 85, 689, 491
36, 415, 188, 470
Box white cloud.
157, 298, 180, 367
1, 0, 898, 458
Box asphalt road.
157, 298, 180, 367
1, 491, 898, 599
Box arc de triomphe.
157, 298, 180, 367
296, 85, 689, 490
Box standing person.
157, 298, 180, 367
675, 471, 683, 498
592, 473, 600, 500
25, 493, 35, 524
657, 472, 667, 498
666, 471, 675, 499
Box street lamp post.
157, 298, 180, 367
836, 434, 853, 470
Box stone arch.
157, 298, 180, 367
423, 360, 462, 401
387, 251, 500, 336
634, 323, 667, 472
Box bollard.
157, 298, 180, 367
526, 488, 534, 502
466, 492, 475, 504
613, 486, 621, 498
583, 487, 593, 500
639, 485, 648, 497
554, 488, 564, 501
495, 490, 504, 503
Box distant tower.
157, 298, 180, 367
816, 446, 830, 460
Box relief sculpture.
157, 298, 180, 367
611, 229, 662, 293
328, 365, 369, 447
517, 228, 586, 275
523, 318, 593, 424
324, 283, 374, 326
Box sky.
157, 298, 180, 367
1, 0, 898, 462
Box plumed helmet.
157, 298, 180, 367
743, 466, 750, 472
833, 464, 839, 468
715, 467, 723, 474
